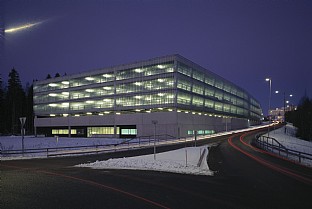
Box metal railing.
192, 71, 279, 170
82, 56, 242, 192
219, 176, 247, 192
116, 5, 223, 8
0, 131, 233, 159
197, 148, 207, 167
0, 134, 188, 158
254, 134, 312, 165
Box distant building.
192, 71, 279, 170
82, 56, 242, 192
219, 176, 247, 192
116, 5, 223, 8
269, 105, 297, 122
33, 54, 263, 138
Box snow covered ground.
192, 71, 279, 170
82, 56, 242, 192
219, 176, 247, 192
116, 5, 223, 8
0, 135, 124, 150
266, 124, 312, 154
263, 124, 312, 166
0, 136, 127, 160
76, 146, 214, 176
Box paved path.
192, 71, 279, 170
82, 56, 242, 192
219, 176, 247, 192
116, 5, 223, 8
1, 130, 311, 209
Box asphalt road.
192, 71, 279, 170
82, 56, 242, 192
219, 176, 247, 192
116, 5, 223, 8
1, 130, 312, 209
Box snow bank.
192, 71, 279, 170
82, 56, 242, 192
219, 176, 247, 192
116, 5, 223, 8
268, 125, 312, 154
76, 146, 213, 176
263, 124, 312, 167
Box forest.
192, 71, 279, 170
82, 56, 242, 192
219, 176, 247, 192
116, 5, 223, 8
0, 69, 65, 135
0, 68, 33, 135
286, 96, 312, 141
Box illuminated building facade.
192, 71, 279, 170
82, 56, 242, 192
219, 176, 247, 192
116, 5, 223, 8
33, 54, 262, 138
269, 106, 296, 123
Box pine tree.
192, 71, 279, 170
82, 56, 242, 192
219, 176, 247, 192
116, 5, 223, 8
288, 96, 312, 141
55, 73, 60, 77
7, 68, 26, 134
0, 74, 6, 134
46, 74, 52, 79
296, 97, 312, 141
25, 82, 34, 134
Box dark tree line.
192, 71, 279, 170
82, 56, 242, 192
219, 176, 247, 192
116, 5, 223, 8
0, 68, 34, 135
0, 69, 64, 135
285, 96, 312, 141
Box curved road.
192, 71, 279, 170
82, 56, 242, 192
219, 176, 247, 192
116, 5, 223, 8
1, 129, 312, 209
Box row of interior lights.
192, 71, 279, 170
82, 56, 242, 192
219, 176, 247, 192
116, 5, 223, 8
47, 65, 169, 87
49, 108, 230, 118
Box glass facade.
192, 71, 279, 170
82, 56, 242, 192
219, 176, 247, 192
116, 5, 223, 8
87, 127, 119, 137
33, 55, 262, 121
176, 61, 262, 120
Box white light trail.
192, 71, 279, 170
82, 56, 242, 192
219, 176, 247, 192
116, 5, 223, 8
4, 22, 42, 33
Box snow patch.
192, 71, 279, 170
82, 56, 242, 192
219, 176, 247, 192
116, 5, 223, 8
76, 146, 213, 176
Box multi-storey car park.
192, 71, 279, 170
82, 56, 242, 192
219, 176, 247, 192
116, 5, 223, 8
33, 54, 263, 138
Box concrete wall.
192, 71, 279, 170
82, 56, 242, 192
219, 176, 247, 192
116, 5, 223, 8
35, 111, 249, 138
176, 112, 249, 138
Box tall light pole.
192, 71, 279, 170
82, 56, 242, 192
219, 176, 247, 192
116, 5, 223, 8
284, 93, 293, 133
152, 120, 158, 160
275, 91, 293, 133
265, 78, 272, 137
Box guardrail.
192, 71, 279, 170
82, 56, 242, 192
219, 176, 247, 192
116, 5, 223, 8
197, 148, 207, 167
253, 134, 312, 165
0, 134, 178, 158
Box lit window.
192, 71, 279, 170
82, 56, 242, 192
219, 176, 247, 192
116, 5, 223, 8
48, 83, 58, 87
134, 82, 142, 86
103, 74, 113, 78
187, 130, 194, 135
121, 129, 137, 135
52, 129, 77, 135
48, 93, 57, 97
85, 77, 95, 81
157, 65, 166, 69
134, 68, 143, 73
62, 81, 69, 85
61, 103, 69, 107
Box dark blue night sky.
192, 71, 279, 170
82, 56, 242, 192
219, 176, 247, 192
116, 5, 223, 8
1, 0, 312, 115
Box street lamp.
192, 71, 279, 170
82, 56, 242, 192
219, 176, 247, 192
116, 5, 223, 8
152, 120, 158, 160
265, 78, 272, 136
275, 91, 294, 133
284, 94, 293, 132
